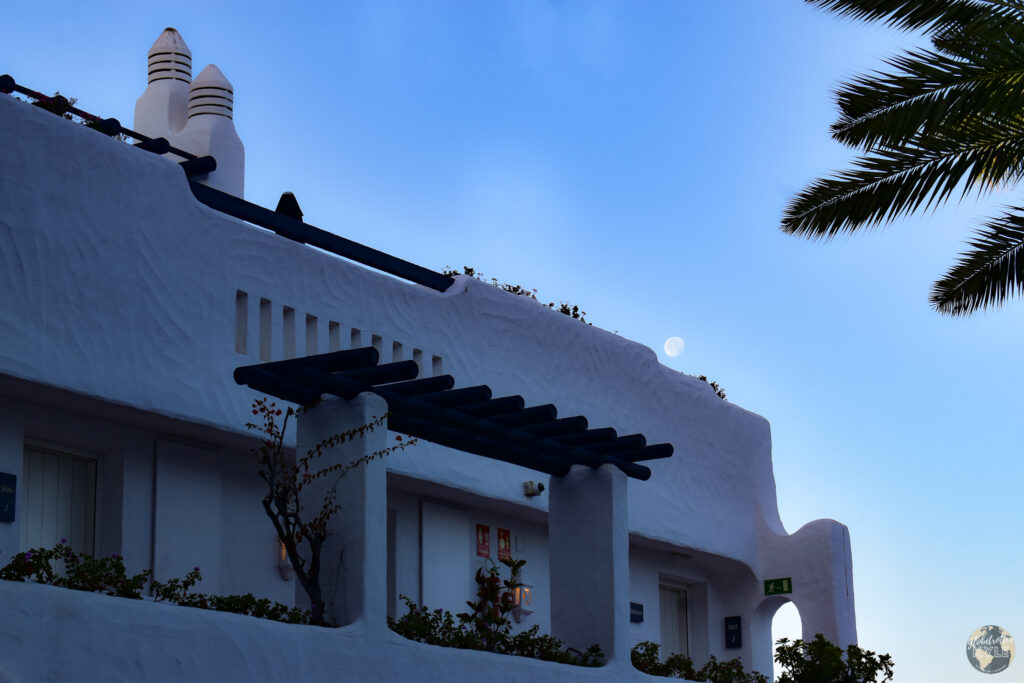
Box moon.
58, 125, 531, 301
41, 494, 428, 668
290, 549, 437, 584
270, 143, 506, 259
664, 337, 685, 357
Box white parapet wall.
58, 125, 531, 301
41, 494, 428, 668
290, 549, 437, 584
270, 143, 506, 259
0, 581, 660, 683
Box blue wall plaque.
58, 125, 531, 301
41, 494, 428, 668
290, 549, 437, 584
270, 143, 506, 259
724, 616, 742, 649
0, 473, 15, 523
630, 602, 644, 623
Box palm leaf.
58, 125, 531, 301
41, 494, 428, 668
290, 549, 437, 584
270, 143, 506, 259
931, 7, 1024, 57
804, 0, 1023, 32
930, 208, 1024, 314
831, 46, 1024, 150
782, 124, 1024, 239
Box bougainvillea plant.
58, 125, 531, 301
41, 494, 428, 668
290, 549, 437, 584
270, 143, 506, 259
0, 540, 151, 598
247, 397, 416, 626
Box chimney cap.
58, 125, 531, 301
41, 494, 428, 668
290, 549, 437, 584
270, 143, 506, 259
149, 27, 192, 58
192, 64, 232, 92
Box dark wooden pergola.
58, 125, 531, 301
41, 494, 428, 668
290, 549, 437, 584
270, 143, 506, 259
234, 348, 673, 480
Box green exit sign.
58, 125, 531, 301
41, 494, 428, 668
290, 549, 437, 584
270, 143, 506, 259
764, 578, 792, 596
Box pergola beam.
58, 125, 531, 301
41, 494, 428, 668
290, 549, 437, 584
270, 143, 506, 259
234, 349, 670, 480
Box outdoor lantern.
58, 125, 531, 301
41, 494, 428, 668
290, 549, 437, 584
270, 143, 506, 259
278, 539, 294, 581
512, 583, 534, 623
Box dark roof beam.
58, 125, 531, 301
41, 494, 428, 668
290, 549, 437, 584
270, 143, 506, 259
381, 375, 455, 397
487, 404, 557, 427
553, 427, 617, 446
456, 395, 526, 418
234, 348, 378, 386
281, 366, 653, 480
337, 360, 419, 386
388, 413, 571, 478
521, 416, 588, 438
418, 385, 492, 407
585, 434, 647, 455
619, 443, 675, 462
236, 368, 323, 406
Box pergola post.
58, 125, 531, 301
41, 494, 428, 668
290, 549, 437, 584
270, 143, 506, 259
296, 392, 388, 630
548, 463, 630, 665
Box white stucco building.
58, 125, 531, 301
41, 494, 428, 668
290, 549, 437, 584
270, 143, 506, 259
0, 30, 856, 683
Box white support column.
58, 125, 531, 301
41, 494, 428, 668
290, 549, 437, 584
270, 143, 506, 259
548, 463, 630, 665
296, 393, 388, 631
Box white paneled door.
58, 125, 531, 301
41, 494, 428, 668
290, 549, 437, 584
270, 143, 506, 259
20, 446, 96, 555
659, 584, 690, 659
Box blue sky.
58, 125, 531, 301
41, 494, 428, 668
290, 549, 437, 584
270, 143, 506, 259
4, 2, 1023, 681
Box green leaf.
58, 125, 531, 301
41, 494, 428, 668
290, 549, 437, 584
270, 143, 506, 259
930, 208, 1024, 314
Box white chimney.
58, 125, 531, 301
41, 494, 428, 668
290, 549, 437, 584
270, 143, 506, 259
170, 64, 245, 197
133, 27, 191, 139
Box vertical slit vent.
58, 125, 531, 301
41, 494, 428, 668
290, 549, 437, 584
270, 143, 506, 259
283, 306, 296, 359
306, 314, 318, 356
259, 298, 272, 362
234, 290, 248, 354
329, 321, 341, 351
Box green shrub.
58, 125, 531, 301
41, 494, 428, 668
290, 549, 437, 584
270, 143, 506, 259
631, 640, 766, 682
389, 557, 603, 667
0, 541, 151, 598
775, 634, 894, 683
151, 566, 310, 624
0, 542, 310, 624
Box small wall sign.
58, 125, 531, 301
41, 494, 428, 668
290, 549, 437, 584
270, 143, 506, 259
764, 577, 793, 596
0, 473, 15, 523
497, 528, 511, 561
630, 602, 644, 623
476, 524, 490, 558
725, 616, 742, 649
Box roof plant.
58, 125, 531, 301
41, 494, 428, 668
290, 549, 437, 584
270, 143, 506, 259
783, 0, 1024, 315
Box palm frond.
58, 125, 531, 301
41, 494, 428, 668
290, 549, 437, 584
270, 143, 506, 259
931, 7, 1024, 57
930, 208, 1024, 314
831, 46, 1024, 150
782, 126, 1024, 239
804, 0, 1024, 32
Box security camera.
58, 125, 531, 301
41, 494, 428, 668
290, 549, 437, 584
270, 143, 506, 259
523, 481, 545, 497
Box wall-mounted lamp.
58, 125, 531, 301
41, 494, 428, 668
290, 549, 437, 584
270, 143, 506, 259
523, 481, 545, 498
511, 583, 534, 623
278, 540, 294, 581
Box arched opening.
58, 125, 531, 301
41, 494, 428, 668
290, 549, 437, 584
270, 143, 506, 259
751, 596, 803, 679
771, 600, 802, 681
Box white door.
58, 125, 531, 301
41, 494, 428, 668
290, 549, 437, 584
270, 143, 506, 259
420, 501, 471, 613
20, 445, 96, 555
659, 585, 690, 658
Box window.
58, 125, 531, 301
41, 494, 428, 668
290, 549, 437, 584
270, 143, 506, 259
20, 445, 97, 555
659, 584, 690, 658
